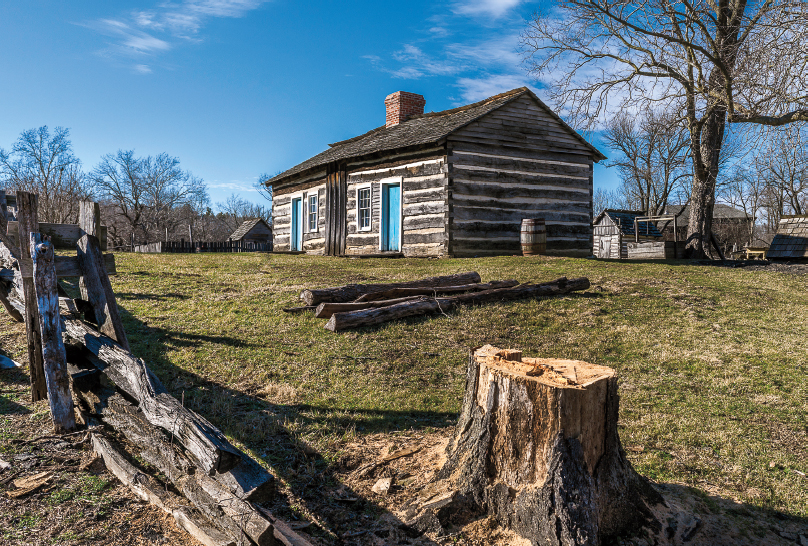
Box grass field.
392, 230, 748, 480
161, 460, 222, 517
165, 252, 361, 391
43, 252, 808, 521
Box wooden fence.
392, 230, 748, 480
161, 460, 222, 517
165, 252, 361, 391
134, 240, 272, 253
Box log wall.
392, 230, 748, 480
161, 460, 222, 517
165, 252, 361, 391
345, 154, 448, 257
447, 94, 594, 257
272, 178, 327, 254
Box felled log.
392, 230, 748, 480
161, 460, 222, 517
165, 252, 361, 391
314, 296, 424, 319
60, 317, 241, 475
324, 277, 590, 332
31, 235, 76, 433
91, 434, 237, 546
414, 345, 663, 545
354, 280, 520, 302
300, 271, 482, 306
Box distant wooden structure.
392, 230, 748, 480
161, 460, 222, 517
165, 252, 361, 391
593, 210, 663, 259
228, 218, 272, 245
767, 215, 808, 260
266, 87, 605, 258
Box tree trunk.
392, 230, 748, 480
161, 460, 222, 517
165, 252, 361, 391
409, 346, 662, 545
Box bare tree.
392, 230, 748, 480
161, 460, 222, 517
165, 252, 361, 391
759, 125, 808, 216
593, 187, 626, 215
91, 150, 208, 245
720, 165, 766, 244
216, 193, 272, 234
0, 126, 93, 223
522, 0, 808, 257
603, 109, 691, 215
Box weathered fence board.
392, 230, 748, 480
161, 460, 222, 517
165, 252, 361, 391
7, 221, 108, 250
17, 191, 48, 401
31, 235, 77, 433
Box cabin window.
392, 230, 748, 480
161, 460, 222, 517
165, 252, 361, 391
308, 194, 318, 232
357, 187, 371, 231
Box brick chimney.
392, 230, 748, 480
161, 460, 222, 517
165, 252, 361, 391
385, 91, 425, 127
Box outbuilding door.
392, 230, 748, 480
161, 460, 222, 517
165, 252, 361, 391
291, 197, 303, 251
599, 238, 611, 259
324, 167, 347, 256
381, 183, 401, 252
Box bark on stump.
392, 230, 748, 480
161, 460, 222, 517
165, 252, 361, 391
425, 345, 662, 545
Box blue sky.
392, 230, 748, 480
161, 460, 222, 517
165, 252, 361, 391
0, 0, 618, 209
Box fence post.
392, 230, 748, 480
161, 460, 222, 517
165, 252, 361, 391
31, 234, 77, 433
78, 200, 100, 301
77, 228, 130, 351
16, 192, 48, 401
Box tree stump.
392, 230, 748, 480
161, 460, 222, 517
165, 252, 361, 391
425, 345, 662, 545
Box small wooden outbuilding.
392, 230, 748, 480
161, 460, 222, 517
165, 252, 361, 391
265, 88, 605, 257
767, 215, 808, 260
593, 209, 662, 259
228, 218, 272, 245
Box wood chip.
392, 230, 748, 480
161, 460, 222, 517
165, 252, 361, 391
371, 477, 392, 495
8, 471, 53, 498
0, 458, 11, 471
381, 446, 421, 463
626, 445, 644, 453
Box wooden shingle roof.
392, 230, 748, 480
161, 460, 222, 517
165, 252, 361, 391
229, 218, 269, 241
266, 88, 605, 186
767, 215, 808, 259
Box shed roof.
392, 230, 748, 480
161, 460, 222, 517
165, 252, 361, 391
266, 88, 605, 186
767, 215, 808, 259
663, 204, 751, 221
229, 218, 270, 241
594, 209, 663, 237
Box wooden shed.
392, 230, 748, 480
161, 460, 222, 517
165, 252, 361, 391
767, 215, 808, 260
228, 218, 272, 245
265, 88, 605, 258
593, 209, 663, 259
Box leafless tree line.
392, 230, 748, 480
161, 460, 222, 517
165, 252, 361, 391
0, 126, 272, 249
594, 109, 807, 247
523, 0, 808, 258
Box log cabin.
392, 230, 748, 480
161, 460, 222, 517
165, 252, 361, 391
228, 218, 272, 247
265, 88, 605, 257
593, 209, 663, 259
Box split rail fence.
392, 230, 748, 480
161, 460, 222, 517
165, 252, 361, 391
0, 190, 312, 546
134, 240, 272, 253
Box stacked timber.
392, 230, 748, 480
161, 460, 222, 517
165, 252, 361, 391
626, 241, 676, 259
0, 195, 314, 546
404, 345, 664, 545
294, 272, 590, 332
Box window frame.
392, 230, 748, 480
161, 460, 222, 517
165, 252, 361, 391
356, 184, 372, 232
307, 192, 318, 232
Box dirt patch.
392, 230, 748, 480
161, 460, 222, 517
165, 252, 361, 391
0, 370, 192, 546
697, 260, 808, 275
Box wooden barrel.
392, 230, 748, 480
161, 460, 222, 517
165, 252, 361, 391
521, 219, 546, 256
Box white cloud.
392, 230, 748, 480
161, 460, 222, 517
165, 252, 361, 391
86, 0, 269, 71
208, 180, 259, 192
453, 0, 525, 18
455, 73, 531, 102
134, 64, 153, 74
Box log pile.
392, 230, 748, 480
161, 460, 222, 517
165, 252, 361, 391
403, 345, 664, 546
0, 194, 314, 546
294, 273, 591, 332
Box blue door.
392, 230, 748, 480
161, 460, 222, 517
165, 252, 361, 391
381, 184, 401, 251
291, 198, 303, 251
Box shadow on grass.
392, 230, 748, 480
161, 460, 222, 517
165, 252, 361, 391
80, 305, 443, 544
116, 292, 191, 301
0, 369, 32, 416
